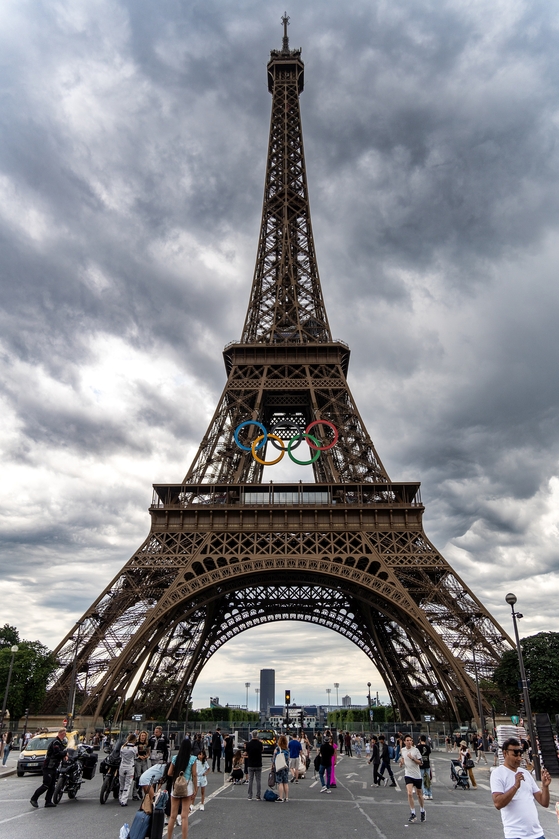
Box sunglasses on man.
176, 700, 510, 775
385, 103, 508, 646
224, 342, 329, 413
506, 748, 523, 756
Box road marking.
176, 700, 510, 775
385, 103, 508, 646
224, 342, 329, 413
345, 773, 359, 778
310, 780, 318, 787
0, 812, 35, 825
189, 780, 230, 814
476, 782, 491, 790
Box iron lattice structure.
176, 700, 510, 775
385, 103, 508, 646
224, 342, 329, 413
44, 20, 512, 724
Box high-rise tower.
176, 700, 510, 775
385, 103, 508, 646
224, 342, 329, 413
43, 18, 511, 725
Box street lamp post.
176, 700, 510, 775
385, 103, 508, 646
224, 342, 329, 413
334, 682, 339, 707
505, 593, 540, 781
326, 688, 331, 712
470, 639, 488, 752
0, 645, 19, 732
245, 682, 251, 711
255, 687, 260, 714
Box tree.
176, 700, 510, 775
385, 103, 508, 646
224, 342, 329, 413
0, 626, 58, 725
493, 632, 559, 717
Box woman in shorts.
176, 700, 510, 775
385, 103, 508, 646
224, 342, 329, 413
272, 735, 290, 802
167, 738, 197, 839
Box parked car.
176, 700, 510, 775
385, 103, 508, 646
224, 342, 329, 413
17, 729, 80, 776
255, 729, 277, 754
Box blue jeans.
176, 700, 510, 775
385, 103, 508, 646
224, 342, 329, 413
319, 764, 331, 789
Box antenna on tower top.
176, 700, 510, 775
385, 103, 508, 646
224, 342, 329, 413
281, 12, 290, 53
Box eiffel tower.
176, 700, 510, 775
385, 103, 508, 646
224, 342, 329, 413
44, 17, 512, 725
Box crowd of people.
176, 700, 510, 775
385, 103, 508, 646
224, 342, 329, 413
7, 722, 553, 839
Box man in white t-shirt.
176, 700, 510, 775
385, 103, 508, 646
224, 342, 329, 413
490, 737, 551, 839
399, 735, 426, 823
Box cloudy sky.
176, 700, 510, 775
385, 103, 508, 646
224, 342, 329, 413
1, 0, 558, 711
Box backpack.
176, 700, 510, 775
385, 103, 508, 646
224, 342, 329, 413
264, 789, 279, 801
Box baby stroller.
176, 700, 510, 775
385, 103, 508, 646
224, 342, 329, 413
450, 759, 470, 789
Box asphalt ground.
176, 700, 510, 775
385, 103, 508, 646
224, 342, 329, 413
2, 750, 559, 839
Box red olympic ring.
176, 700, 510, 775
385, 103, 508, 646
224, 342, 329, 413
305, 420, 339, 451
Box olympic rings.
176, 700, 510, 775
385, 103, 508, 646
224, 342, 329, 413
234, 420, 338, 465
234, 420, 267, 451
251, 434, 285, 466
288, 433, 321, 465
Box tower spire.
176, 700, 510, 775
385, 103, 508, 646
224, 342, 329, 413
241, 19, 331, 345
282, 12, 290, 53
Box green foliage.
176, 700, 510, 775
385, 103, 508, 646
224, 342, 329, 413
493, 632, 559, 717
326, 706, 389, 726
189, 707, 259, 723
0, 628, 58, 724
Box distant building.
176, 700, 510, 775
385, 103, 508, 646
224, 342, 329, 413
209, 697, 220, 707
260, 669, 275, 713
268, 705, 319, 730
342, 695, 351, 707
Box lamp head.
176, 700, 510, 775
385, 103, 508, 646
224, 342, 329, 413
505, 593, 517, 607
10, 645, 18, 653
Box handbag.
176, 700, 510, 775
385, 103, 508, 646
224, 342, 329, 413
268, 767, 276, 787
263, 788, 279, 801
172, 771, 189, 798
274, 751, 287, 771
140, 794, 153, 814
464, 758, 475, 769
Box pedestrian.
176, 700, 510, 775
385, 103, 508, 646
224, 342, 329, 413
377, 734, 397, 786
459, 740, 477, 789
399, 734, 426, 823
318, 735, 335, 793
273, 734, 290, 802
119, 733, 138, 806
1, 731, 13, 765
30, 728, 68, 809
338, 731, 344, 754
491, 737, 551, 839
445, 735, 451, 753
224, 734, 234, 775
344, 731, 352, 757
211, 728, 223, 772
329, 729, 339, 787
368, 735, 381, 786
229, 750, 244, 783
417, 734, 432, 800
148, 726, 169, 766
244, 730, 264, 800
193, 749, 209, 810
167, 738, 197, 839
133, 730, 150, 799
365, 738, 371, 759
354, 734, 362, 758
476, 734, 488, 764
288, 734, 303, 783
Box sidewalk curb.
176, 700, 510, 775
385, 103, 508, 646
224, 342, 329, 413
0, 768, 16, 779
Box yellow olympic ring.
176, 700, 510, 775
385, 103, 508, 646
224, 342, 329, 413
251, 433, 285, 465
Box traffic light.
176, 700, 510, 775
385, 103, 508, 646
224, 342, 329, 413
285, 690, 291, 705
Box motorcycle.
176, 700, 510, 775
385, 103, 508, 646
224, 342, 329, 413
99, 738, 123, 804
53, 743, 98, 803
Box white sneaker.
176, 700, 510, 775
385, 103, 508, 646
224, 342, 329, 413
320, 786, 327, 792
200, 804, 205, 811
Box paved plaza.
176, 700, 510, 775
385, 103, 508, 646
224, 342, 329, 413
2, 750, 559, 839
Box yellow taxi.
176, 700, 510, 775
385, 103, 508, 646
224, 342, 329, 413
17, 729, 81, 776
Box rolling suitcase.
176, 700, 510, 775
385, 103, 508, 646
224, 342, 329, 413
129, 809, 151, 839
150, 789, 169, 839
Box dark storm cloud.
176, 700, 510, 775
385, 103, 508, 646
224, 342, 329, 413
0, 0, 558, 671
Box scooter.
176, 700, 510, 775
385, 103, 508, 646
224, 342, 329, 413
53, 744, 98, 803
